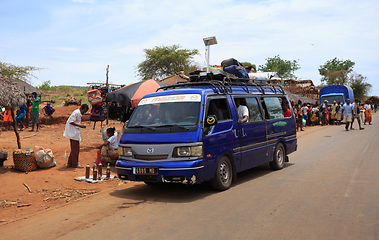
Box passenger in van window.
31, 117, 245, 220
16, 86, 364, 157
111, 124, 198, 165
235, 98, 249, 124
282, 100, 291, 118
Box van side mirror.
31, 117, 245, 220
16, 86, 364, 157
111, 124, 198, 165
205, 115, 218, 127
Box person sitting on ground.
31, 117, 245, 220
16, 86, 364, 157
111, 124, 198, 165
42, 103, 55, 117
282, 100, 291, 118
97, 127, 119, 165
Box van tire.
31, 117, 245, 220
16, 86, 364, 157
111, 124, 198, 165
269, 142, 285, 170
211, 156, 232, 191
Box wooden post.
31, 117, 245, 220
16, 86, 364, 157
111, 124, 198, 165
10, 108, 22, 149
106, 65, 109, 126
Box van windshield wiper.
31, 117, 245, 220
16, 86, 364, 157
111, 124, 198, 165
128, 125, 155, 131
155, 124, 189, 130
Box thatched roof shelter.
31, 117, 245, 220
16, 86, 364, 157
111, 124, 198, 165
286, 91, 318, 105
0, 73, 28, 149
11, 79, 42, 96
0, 74, 28, 108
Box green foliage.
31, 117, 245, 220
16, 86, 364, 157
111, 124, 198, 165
57, 85, 73, 92
318, 57, 355, 85
37, 80, 52, 90
240, 62, 257, 72
347, 72, 372, 100
0, 61, 43, 83
137, 44, 199, 80
258, 55, 300, 79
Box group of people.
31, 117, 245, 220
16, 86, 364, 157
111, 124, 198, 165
1, 92, 56, 132
293, 99, 374, 132
64, 104, 119, 168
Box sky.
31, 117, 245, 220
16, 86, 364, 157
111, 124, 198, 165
1, 0, 378, 96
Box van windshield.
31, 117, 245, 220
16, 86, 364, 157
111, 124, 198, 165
321, 95, 344, 105
127, 94, 201, 128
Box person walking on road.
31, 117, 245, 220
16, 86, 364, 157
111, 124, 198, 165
341, 98, 353, 131
364, 101, 372, 125
351, 99, 364, 130
63, 104, 89, 168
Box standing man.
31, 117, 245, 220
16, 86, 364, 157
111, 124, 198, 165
341, 98, 353, 131
351, 99, 364, 130
29, 92, 40, 132
63, 104, 89, 168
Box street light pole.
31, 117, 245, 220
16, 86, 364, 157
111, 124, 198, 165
203, 36, 217, 73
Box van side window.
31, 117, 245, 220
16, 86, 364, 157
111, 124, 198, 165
245, 97, 263, 122
207, 98, 231, 121
263, 97, 284, 120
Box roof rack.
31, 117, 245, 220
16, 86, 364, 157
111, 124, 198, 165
157, 80, 285, 96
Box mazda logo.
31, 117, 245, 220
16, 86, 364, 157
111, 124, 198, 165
147, 147, 154, 154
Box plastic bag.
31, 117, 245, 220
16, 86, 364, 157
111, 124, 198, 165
302, 118, 306, 126
34, 146, 56, 168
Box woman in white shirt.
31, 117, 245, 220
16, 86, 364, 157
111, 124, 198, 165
97, 127, 120, 165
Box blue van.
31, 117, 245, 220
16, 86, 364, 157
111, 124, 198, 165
116, 79, 297, 190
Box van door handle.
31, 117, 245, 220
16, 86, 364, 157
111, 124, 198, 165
241, 128, 247, 137
232, 129, 238, 138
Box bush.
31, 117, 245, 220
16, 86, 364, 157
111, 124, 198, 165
57, 86, 73, 92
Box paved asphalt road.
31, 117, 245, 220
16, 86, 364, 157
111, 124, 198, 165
2, 116, 379, 240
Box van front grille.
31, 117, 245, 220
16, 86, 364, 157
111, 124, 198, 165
134, 154, 169, 161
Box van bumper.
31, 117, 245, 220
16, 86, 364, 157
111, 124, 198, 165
116, 159, 204, 184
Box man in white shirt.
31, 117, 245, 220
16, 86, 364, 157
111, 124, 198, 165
63, 104, 89, 168
235, 98, 249, 124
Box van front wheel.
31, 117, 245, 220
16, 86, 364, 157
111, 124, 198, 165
269, 143, 285, 170
211, 156, 232, 191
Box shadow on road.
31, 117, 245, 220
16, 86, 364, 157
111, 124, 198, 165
109, 162, 294, 203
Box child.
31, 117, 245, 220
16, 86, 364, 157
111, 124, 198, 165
3, 108, 12, 131
16, 104, 26, 131
97, 127, 119, 165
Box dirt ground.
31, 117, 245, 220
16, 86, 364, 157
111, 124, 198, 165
0, 106, 127, 222
0, 105, 320, 224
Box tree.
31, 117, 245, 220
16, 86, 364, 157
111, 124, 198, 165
136, 44, 199, 80
240, 62, 257, 72
0, 61, 42, 83
258, 55, 300, 79
318, 57, 355, 85
347, 72, 372, 100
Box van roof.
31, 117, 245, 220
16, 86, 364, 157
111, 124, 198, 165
157, 81, 286, 95
141, 81, 287, 100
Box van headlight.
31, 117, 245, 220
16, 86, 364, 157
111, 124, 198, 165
173, 146, 203, 157
118, 146, 133, 157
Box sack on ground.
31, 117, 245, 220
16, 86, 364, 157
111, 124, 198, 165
34, 146, 56, 168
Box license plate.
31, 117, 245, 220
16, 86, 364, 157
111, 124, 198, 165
133, 167, 158, 175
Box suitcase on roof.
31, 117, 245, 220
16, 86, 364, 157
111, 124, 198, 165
221, 58, 242, 68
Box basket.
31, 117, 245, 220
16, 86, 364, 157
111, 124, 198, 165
13, 148, 37, 172
87, 89, 102, 106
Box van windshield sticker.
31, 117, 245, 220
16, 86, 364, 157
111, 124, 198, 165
139, 94, 201, 105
